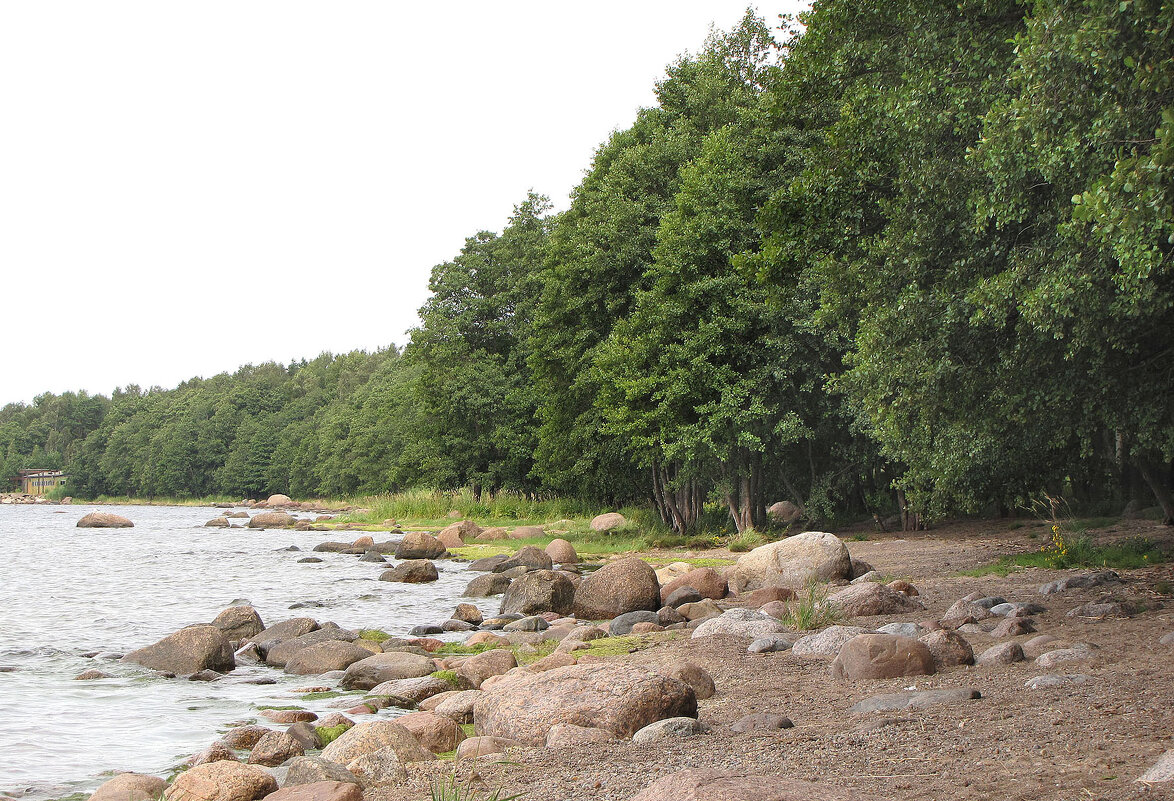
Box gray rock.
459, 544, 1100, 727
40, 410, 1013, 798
1067, 601, 1129, 619
1160, 632, 1174, 646
463, 573, 513, 598
467, 555, 509, 572
340, 652, 436, 690
503, 616, 549, 632
409, 624, 444, 636
498, 569, 575, 616
610, 611, 661, 636
849, 688, 981, 714
442, 620, 476, 632
665, 587, 702, 608
631, 716, 702, 744
284, 756, 360, 786
380, 560, 439, 583
748, 635, 793, 654
121, 625, 235, 675
1024, 673, 1091, 690
691, 608, 788, 640
975, 642, 1025, 665
492, 546, 553, 573
1039, 570, 1120, 594
791, 625, 873, 657
1137, 749, 1174, 784
877, 622, 923, 638
972, 596, 1007, 609
1035, 644, 1096, 669
358, 551, 386, 563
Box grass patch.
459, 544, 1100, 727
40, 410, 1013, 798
728, 529, 767, 552
431, 669, 464, 688
960, 535, 1166, 576
775, 582, 843, 630
956, 562, 1020, 578
848, 533, 870, 542
435, 642, 504, 656
579, 632, 681, 657
671, 556, 736, 567
254, 704, 304, 711
511, 640, 560, 666
298, 690, 348, 701
1074, 517, 1119, 530
357, 628, 392, 642
315, 724, 350, 746
460, 723, 476, 737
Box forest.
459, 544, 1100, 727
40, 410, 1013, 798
2, 0, 1171, 530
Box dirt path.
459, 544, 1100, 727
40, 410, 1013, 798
376, 519, 1174, 801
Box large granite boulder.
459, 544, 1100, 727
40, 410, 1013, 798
246, 730, 304, 766
463, 573, 512, 597
830, 634, 936, 680
122, 625, 234, 675
211, 606, 264, 642
492, 546, 553, 573
456, 649, 518, 689
572, 557, 660, 620
729, 532, 852, 593
162, 761, 277, 801
266, 494, 294, 507
827, 582, 925, 617
77, 512, 134, 528
285, 641, 372, 675
473, 663, 696, 745
766, 501, 802, 524
690, 608, 788, 640
590, 512, 627, 533
379, 560, 439, 583
340, 652, 435, 690
659, 568, 727, 603
499, 570, 575, 616
545, 538, 579, 565
89, 773, 167, 801
247, 511, 296, 528
262, 783, 362, 801
319, 720, 434, 766
394, 532, 446, 560
394, 712, 466, 754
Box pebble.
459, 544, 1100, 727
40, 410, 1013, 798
747, 636, 793, 654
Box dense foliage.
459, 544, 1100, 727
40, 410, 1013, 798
4, 2, 1171, 526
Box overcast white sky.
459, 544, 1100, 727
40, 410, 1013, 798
1, 2, 804, 406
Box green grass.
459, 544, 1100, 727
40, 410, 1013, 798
728, 529, 767, 552
960, 535, 1166, 576
315, 724, 350, 746
254, 704, 305, 711
431, 669, 464, 688
427, 775, 521, 801
777, 581, 843, 630
298, 690, 349, 701
670, 556, 736, 567
435, 642, 505, 656
333, 487, 609, 529
576, 632, 681, 657
358, 628, 392, 642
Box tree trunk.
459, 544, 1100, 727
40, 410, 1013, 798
1136, 457, 1174, 525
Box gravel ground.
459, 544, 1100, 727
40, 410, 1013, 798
372, 519, 1174, 801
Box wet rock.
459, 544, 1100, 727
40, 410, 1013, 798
340, 652, 436, 690
265, 627, 358, 668
975, 642, 1025, 665
261, 709, 317, 724
313, 542, 352, 553
212, 606, 265, 643
473, 663, 696, 745
249, 618, 320, 655
286, 641, 372, 675
247, 730, 304, 766
463, 573, 512, 597
248, 512, 297, 528
89, 773, 167, 801
728, 532, 852, 594
205, 517, 230, 528
162, 760, 277, 801
122, 625, 234, 675
75, 669, 114, 680
850, 688, 981, 714
369, 675, 453, 704
189, 670, 223, 682
297, 558, 323, 564
729, 713, 793, 733
357, 551, 385, 564
830, 634, 936, 680
77, 512, 134, 528
499, 569, 574, 616
691, 608, 788, 640
379, 560, 439, 583
222, 725, 273, 750
394, 532, 446, 560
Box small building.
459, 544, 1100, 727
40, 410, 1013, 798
16, 469, 68, 496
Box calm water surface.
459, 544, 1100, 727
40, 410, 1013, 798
0, 504, 498, 800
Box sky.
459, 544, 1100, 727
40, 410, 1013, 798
1, 2, 805, 406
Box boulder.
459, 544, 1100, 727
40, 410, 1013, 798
792, 625, 874, 657
658, 661, 715, 700
451, 603, 483, 625
247, 730, 304, 766
212, 606, 265, 643
473, 663, 696, 745
379, 560, 439, 583
320, 720, 434, 766
827, 583, 925, 617
221, 725, 273, 750
438, 521, 480, 548
249, 618, 319, 655
572, 557, 660, 620
1137, 749, 1174, 784
492, 545, 553, 573
942, 598, 992, 624
263, 783, 362, 801
455, 737, 521, 760
729, 532, 852, 593
286, 722, 323, 751
589, 512, 627, 532
631, 717, 702, 743
499, 570, 575, 616
456, 649, 518, 688
122, 625, 234, 675
850, 688, 981, 715
631, 769, 883, 801
545, 723, 617, 747
285, 641, 372, 675
343, 748, 407, 787
284, 757, 361, 788
205, 518, 230, 528
394, 712, 466, 753
691, 608, 788, 640
467, 555, 510, 572
432, 690, 483, 724
510, 525, 545, 539
247, 511, 296, 528
545, 538, 579, 564
162, 761, 277, 801
976, 642, 1026, 665
265, 627, 358, 668
77, 512, 134, 528
918, 629, 975, 668
187, 743, 238, 767
476, 527, 509, 541
394, 532, 446, 560
89, 773, 167, 801
609, 610, 660, 635
267, 494, 294, 507
659, 568, 728, 604
739, 586, 797, 607
463, 573, 512, 597
767, 501, 802, 524
340, 652, 436, 690
368, 675, 452, 704
830, 634, 936, 680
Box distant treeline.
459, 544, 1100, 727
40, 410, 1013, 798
2, 2, 1171, 528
